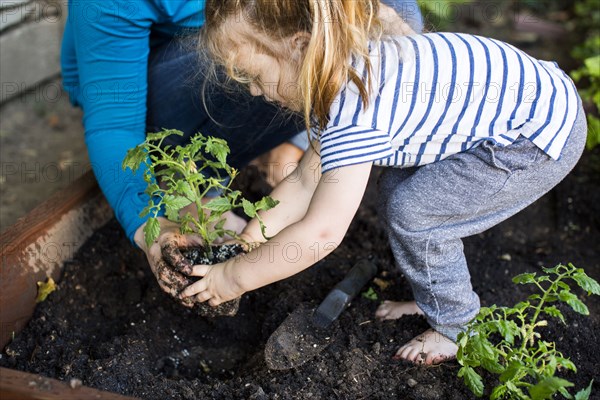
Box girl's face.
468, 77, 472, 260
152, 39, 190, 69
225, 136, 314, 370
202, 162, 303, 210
224, 19, 308, 112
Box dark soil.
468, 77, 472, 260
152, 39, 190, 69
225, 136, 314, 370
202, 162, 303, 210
182, 244, 246, 317
2, 147, 599, 399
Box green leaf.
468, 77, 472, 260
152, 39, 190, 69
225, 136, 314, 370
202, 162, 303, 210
498, 320, 519, 344
471, 334, 495, 360
164, 196, 192, 218
574, 380, 594, 400
122, 146, 147, 172
490, 384, 507, 400
255, 196, 280, 212
572, 271, 600, 295
559, 290, 589, 315
529, 377, 574, 400
500, 360, 524, 383
165, 206, 180, 222
556, 356, 577, 373
204, 136, 230, 166
458, 366, 484, 397
146, 128, 183, 142
542, 306, 566, 324
542, 265, 561, 275
506, 380, 530, 399
513, 272, 537, 284
175, 180, 197, 201
214, 218, 226, 232
361, 287, 378, 301
204, 197, 232, 213
514, 301, 530, 312
242, 198, 257, 218
144, 217, 161, 248
481, 358, 505, 374
559, 386, 575, 400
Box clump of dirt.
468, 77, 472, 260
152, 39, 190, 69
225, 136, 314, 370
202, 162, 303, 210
1, 148, 599, 399
181, 243, 246, 317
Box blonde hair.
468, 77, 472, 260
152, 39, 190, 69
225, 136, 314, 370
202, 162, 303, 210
203, 0, 383, 135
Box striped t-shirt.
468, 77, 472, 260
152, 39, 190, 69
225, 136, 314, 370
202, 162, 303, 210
319, 33, 580, 173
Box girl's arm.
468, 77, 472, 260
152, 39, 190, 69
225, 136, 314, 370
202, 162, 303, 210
239, 142, 322, 243
182, 161, 373, 305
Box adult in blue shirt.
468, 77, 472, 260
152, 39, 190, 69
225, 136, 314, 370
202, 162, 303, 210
61, 0, 423, 306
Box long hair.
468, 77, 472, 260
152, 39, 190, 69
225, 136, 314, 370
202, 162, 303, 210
203, 0, 382, 136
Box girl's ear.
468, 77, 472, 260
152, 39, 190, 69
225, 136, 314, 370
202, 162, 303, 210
289, 32, 311, 61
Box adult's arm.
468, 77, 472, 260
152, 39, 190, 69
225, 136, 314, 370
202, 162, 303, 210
62, 1, 164, 243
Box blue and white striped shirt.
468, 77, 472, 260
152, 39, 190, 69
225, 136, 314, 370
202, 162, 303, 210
319, 33, 580, 173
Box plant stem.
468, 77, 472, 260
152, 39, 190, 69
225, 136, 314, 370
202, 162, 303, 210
519, 272, 566, 354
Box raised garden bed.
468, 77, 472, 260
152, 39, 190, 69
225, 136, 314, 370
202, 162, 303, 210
1, 148, 599, 399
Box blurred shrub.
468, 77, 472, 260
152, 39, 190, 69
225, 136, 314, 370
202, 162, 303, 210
570, 0, 600, 150
417, 0, 471, 30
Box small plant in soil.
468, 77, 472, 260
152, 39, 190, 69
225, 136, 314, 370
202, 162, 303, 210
122, 129, 278, 314
457, 263, 598, 400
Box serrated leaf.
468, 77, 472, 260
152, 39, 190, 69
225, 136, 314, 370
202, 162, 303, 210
559, 386, 575, 400
471, 334, 495, 360
542, 265, 561, 275
175, 180, 196, 201
491, 384, 507, 400
203, 197, 232, 213
559, 290, 589, 315
458, 366, 484, 397
498, 320, 519, 344
574, 380, 594, 400
204, 136, 230, 166
543, 306, 565, 324
572, 272, 600, 295
529, 377, 574, 400
122, 146, 147, 172
144, 217, 161, 248
513, 273, 537, 284
457, 332, 469, 350
147, 128, 183, 142
556, 356, 577, 373
242, 199, 256, 218
165, 206, 180, 222
481, 358, 505, 374
255, 196, 280, 211
36, 277, 56, 303
164, 195, 192, 212
500, 361, 524, 383
514, 301, 530, 311
139, 204, 153, 218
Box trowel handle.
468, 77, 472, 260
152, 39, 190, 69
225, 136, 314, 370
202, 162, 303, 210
334, 260, 378, 299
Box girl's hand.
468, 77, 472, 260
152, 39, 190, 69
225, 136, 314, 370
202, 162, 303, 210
179, 260, 245, 307
135, 217, 204, 308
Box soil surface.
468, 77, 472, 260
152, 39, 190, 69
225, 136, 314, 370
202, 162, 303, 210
2, 147, 599, 399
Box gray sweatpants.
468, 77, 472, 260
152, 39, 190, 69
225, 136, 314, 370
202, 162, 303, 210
378, 103, 587, 341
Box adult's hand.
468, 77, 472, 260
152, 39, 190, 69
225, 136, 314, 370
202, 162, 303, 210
134, 217, 204, 308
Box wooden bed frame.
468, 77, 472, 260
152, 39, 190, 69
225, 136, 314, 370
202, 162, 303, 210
0, 171, 139, 399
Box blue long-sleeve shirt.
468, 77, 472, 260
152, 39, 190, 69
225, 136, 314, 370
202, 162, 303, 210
61, 0, 206, 243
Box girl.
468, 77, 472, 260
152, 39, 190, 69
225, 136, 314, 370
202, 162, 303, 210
180, 0, 586, 364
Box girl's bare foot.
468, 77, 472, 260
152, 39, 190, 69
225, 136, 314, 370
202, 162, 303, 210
375, 300, 424, 320
393, 329, 458, 365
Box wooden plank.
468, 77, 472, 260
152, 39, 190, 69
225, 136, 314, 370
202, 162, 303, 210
0, 171, 113, 349
0, 367, 139, 400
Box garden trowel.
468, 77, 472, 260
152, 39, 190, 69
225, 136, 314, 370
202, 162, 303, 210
264, 259, 378, 370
